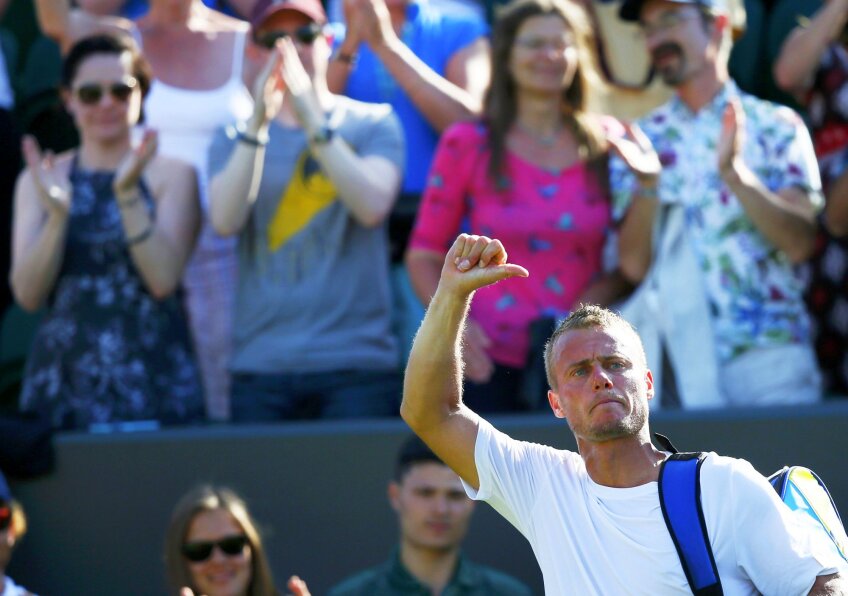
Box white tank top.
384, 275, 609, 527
138, 27, 254, 211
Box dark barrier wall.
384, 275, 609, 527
8, 402, 848, 595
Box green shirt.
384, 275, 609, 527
327, 549, 534, 596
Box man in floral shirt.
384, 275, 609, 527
611, 0, 823, 407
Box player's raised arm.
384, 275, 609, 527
400, 234, 528, 490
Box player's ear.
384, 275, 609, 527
548, 390, 566, 419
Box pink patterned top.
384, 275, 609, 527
409, 121, 612, 368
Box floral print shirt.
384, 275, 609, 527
611, 81, 823, 361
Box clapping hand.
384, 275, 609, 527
718, 98, 745, 176
287, 575, 311, 596
180, 575, 311, 596
114, 129, 158, 197
344, 0, 395, 48
607, 122, 661, 188
250, 41, 285, 130
277, 36, 325, 133
22, 135, 72, 216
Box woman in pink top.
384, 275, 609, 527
406, 0, 628, 412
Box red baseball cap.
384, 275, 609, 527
250, 0, 328, 30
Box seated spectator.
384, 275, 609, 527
406, 0, 629, 413
327, 0, 491, 364
35, 0, 260, 422
774, 0, 848, 397
0, 470, 33, 596
327, 435, 533, 596
165, 484, 311, 596
613, 0, 822, 407
208, 0, 405, 421
10, 34, 203, 430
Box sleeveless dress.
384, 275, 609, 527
139, 27, 254, 419
19, 157, 204, 430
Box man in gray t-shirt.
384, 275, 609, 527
208, 0, 405, 420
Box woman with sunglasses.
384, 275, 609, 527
165, 485, 311, 596
406, 0, 630, 413
35, 0, 259, 423
10, 34, 203, 430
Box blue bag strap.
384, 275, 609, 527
658, 452, 723, 596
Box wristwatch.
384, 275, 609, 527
309, 122, 336, 146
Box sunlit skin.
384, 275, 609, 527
185, 509, 252, 596
639, 0, 713, 87
547, 326, 653, 441
545, 326, 670, 487
508, 15, 578, 98
64, 52, 142, 149
390, 463, 475, 554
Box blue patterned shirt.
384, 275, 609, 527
611, 81, 823, 360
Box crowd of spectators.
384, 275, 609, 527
0, 0, 846, 591
3, 0, 842, 434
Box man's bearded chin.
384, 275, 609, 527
652, 43, 685, 85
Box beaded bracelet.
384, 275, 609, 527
126, 224, 154, 246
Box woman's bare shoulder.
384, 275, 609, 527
147, 154, 197, 187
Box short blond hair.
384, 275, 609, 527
543, 304, 646, 390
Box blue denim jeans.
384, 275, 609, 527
230, 369, 402, 421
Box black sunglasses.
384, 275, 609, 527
74, 79, 138, 106
257, 23, 323, 49
181, 534, 249, 563
0, 503, 11, 531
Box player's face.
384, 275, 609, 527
390, 463, 475, 553
547, 326, 653, 443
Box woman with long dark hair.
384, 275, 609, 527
35, 0, 258, 421
11, 34, 203, 430
165, 485, 310, 596
406, 0, 628, 412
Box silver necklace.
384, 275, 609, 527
515, 121, 563, 147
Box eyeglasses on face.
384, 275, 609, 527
73, 78, 138, 106
637, 10, 699, 38
257, 23, 323, 49
181, 534, 249, 563
0, 503, 11, 532
514, 35, 573, 53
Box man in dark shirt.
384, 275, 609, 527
328, 435, 532, 596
